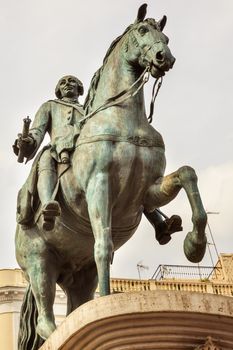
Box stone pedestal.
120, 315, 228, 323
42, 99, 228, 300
40, 290, 233, 350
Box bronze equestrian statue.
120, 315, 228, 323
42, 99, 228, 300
13, 4, 207, 349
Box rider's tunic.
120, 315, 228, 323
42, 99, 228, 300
17, 99, 84, 225
28, 99, 84, 163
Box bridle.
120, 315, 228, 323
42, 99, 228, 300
79, 26, 164, 127
129, 28, 164, 124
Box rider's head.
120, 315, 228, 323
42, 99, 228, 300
55, 75, 84, 99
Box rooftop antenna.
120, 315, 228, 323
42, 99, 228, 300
197, 211, 220, 280
137, 261, 149, 279
206, 211, 220, 267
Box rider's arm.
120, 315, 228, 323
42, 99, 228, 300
26, 102, 51, 161
13, 102, 51, 162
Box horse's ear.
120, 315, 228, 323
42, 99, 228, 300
135, 3, 147, 23
158, 15, 167, 31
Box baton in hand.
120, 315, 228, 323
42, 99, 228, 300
17, 116, 32, 163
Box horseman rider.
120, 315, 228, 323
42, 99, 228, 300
13, 75, 182, 242
13, 75, 84, 231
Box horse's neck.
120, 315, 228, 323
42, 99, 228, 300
80, 44, 158, 141
92, 53, 146, 121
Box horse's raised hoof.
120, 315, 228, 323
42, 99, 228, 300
36, 317, 56, 340
183, 231, 207, 263
42, 201, 61, 231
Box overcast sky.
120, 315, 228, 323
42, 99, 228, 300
0, 0, 233, 279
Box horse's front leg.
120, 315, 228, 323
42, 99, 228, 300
145, 166, 207, 263
86, 172, 113, 296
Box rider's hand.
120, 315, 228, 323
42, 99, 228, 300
13, 134, 35, 157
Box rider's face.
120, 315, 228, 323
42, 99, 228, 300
59, 76, 79, 98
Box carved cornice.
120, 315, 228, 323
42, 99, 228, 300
194, 336, 222, 350
0, 286, 67, 305
0, 287, 25, 303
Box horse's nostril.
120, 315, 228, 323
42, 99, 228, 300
156, 51, 164, 62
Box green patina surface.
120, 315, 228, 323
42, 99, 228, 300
14, 4, 207, 349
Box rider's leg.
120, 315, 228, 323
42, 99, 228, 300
37, 150, 60, 230
37, 149, 57, 204
143, 209, 182, 245
144, 166, 207, 262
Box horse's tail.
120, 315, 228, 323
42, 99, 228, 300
18, 284, 44, 350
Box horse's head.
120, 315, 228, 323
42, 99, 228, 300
125, 4, 175, 79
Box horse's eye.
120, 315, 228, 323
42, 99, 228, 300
138, 26, 148, 36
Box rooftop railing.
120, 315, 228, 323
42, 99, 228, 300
151, 264, 221, 281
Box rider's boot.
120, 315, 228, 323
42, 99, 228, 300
144, 209, 183, 245
37, 170, 61, 231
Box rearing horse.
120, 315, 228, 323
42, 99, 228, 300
16, 4, 207, 347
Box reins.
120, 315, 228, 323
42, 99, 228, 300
79, 65, 163, 126
148, 75, 163, 124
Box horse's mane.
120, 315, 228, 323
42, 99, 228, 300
83, 24, 133, 114
83, 18, 158, 114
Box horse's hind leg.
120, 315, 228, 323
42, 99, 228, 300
59, 263, 98, 315
27, 249, 59, 339
145, 166, 207, 263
